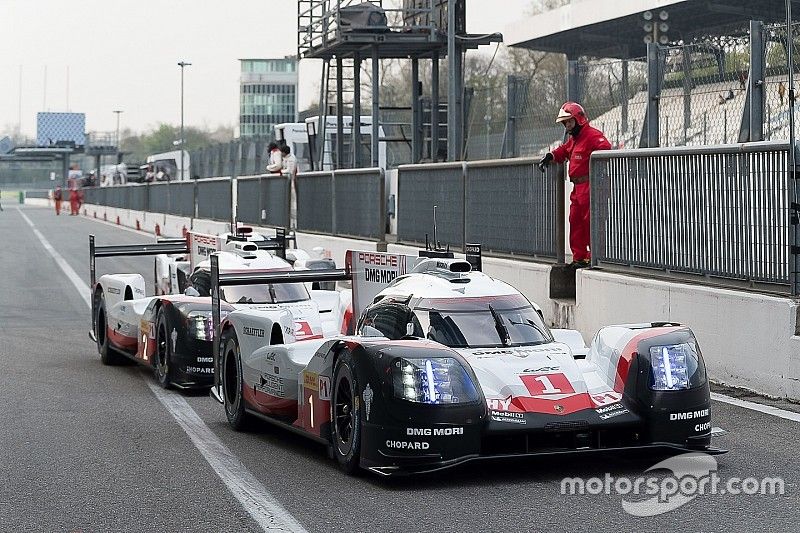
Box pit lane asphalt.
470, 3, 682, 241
2, 205, 797, 533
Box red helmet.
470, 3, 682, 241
555, 102, 588, 126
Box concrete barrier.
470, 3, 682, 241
575, 270, 800, 399
59, 201, 800, 401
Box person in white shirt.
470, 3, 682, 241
265, 142, 283, 174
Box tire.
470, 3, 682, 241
331, 351, 362, 474
154, 309, 173, 389
95, 294, 125, 366
221, 330, 251, 431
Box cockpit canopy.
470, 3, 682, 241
357, 293, 552, 348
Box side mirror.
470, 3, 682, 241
184, 286, 200, 297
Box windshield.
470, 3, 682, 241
410, 295, 552, 349
220, 282, 309, 304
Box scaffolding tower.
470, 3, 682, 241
297, 0, 499, 169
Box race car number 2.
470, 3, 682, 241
519, 373, 575, 395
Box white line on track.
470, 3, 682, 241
18, 207, 91, 309
19, 206, 308, 533
145, 382, 310, 533
711, 392, 800, 423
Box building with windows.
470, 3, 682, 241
239, 58, 298, 138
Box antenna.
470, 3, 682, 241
432, 205, 438, 249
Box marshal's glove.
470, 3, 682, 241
538, 152, 553, 173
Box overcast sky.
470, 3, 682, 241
0, 0, 532, 138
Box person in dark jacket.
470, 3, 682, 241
538, 102, 612, 268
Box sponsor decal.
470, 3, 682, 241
171, 328, 178, 352
196, 357, 213, 363
487, 396, 513, 411
196, 245, 215, 257
406, 427, 464, 436
134, 287, 145, 296
596, 403, 630, 420
185, 366, 214, 374
669, 409, 709, 421
363, 383, 373, 420
258, 374, 285, 397
358, 252, 399, 267
596, 403, 624, 414
266, 351, 277, 362
364, 268, 397, 284
108, 287, 121, 295
695, 422, 711, 432
490, 410, 526, 425
319, 376, 331, 401
243, 326, 265, 338
303, 371, 319, 391
521, 366, 560, 373
385, 440, 430, 450
592, 392, 623, 406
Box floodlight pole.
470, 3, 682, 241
113, 110, 123, 162
178, 61, 192, 180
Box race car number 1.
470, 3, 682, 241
520, 373, 575, 395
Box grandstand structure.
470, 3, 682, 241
498, 0, 799, 157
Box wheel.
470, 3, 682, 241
154, 309, 173, 388
331, 351, 362, 474
95, 293, 125, 366
222, 329, 251, 431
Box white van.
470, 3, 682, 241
146, 150, 190, 181
300, 115, 387, 171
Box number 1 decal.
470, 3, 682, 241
520, 373, 575, 395
534, 375, 561, 394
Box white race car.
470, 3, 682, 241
89, 229, 350, 390
209, 248, 724, 475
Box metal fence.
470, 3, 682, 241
296, 171, 334, 234
236, 174, 290, 228
590, 141, 796, 294
397, 158, 560, 258
296, 168, 386, 240
197, 178, 232, 221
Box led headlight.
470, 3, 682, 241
187, 311, 214, 341
392, 357, 479, 404
649, 342, 705, 391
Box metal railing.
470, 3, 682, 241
237, 174, 290, 228
590, 141, 796, 294
296, 167, 385, 240
397, 158, 560, 259
59, 143, 799, 296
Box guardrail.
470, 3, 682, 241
590, 141, 799, 295
397, 158, 560, 259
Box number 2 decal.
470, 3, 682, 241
520, 373, 575, 395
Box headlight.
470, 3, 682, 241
392, 357, 479, 404
649, 342, 705, 390
187, 311, 214, 341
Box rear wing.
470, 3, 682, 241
89, 234, 189, 329
89, 234, 189, 290
188, 227, 291, 269
209, 253, 352, 394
